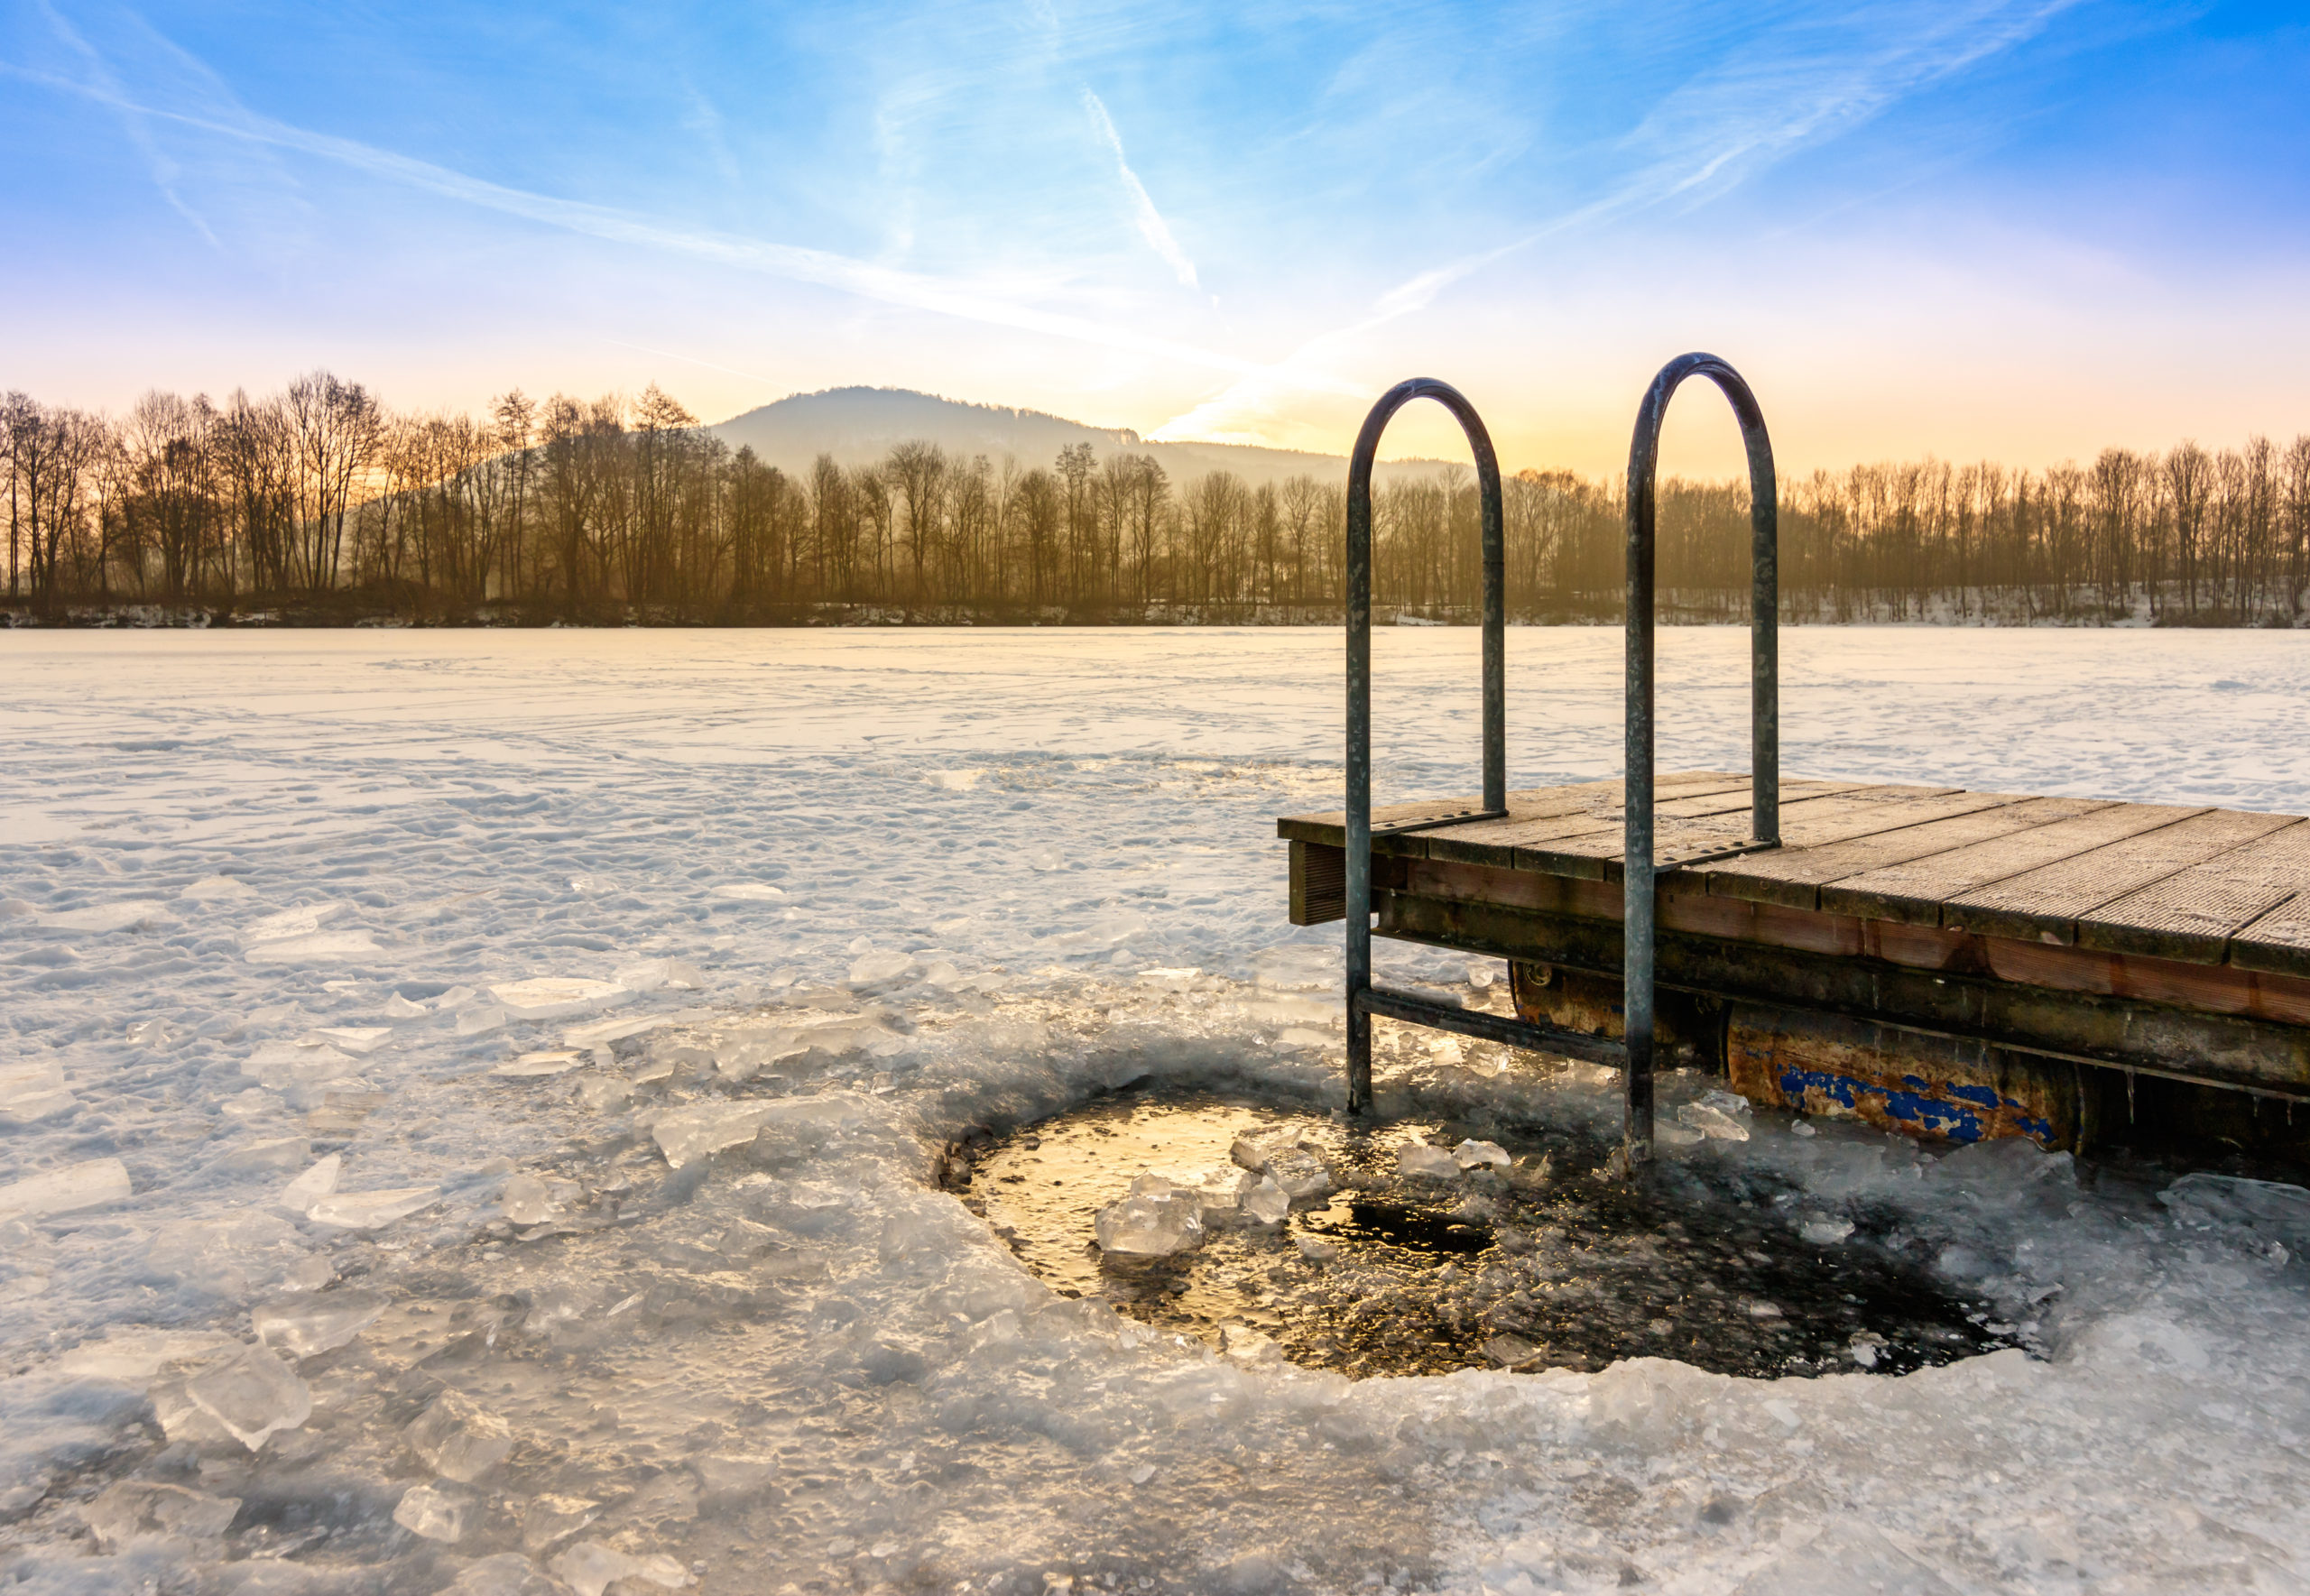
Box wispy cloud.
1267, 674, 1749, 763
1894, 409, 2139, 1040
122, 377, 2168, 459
6, 34, 1343, 390
1082, 89, 1199, 291
1154, 0, 2079, 444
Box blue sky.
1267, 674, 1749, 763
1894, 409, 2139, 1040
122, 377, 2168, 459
3, 0, 2305, 474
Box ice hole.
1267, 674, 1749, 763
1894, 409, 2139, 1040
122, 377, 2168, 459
941, 1084, 2022, 1380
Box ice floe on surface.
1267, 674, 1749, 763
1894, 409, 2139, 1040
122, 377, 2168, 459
0, 629, 2307, 1590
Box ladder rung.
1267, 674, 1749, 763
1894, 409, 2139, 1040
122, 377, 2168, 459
1356, 985, 1627, 1067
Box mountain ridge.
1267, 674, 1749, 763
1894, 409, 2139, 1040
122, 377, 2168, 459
708, 386, 1464, 490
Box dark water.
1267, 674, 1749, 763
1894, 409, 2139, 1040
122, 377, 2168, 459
941, 1084, 2020, 1380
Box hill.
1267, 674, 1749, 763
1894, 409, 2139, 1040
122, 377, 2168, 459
708, 386, 1461, 490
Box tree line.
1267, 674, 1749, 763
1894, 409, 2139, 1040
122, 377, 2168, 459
5, 374, 2306, 625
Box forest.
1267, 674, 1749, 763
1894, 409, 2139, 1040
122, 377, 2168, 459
5, 374, 2307, 626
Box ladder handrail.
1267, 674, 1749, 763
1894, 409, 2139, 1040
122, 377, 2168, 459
1622, 353, 1779, 1169
1344, 378, 1505, 1115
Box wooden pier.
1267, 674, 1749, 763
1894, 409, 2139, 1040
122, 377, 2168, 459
1281, 772, 2310, 1157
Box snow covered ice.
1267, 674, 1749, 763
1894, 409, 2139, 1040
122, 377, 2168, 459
4, 627, 2310, 1590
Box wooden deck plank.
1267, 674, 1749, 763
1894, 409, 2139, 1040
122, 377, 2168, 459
2231, 894, 2310, 979
1516, 786, 2017, 882
1276, 770, 1748, 848
1423, 775, 1870, 868
1941, 807, 2301, 946
1817, 802, 2205, 927
1419, 772, 1755, 865
1701, 794, 2114, 910
2077, 817, 2310, 964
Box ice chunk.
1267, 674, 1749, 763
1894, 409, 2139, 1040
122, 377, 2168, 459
180, 875, 256, 902
0, 1060, 73, 1122
383, 993, 430, 1019
1676, 1102, 1751, 1141
220, 1137, 310, 1174
490, 978, 627, 1020
1252, 944, 1339, 991
245, 930, 382, 965
1094, 1190, 1206, 1258
393, 1481, 474, 1543
615, 957, 704, 991
300, 1025, 391, 1055
1264, 1147, 1333, 1199
243, 1040, 361, 1090
279, 1154, 341, 1213
253, 1288, 386, 1358
564, 1013, 669, 1050
1398, 1144, 1460, 1181
143, 1210, 324, 1298
550, 1541, 694, 1596
500, 1174, 574, 1226
1799, 1217, 1855, 1246
1453, 1139, 1511, 1170
306, 1185, 439, 1230
692, 1454, 778, 1505
407, 1388, 515, 1482
848, 948, 919, 989
1130, 1166, 1254, 1219
2160, 1172, 2310, 1243
520, 1493, 604, 1554
1294, 1232, 1339, 1263
82, 1481, 240, 1547
1699, 1088, 1751, 1117
652, 1101, 775, 1165
239, 903, 345, 949
42, 899, 171, 934
495, 1050, 587, 1077
0, 1156, 131, 1219
715, 882, 785, 900
186, 1342, 311, 1451
1243, 1176, 1289, 1225
457, 1005, 510, 1037
441, 1554, 568, 1596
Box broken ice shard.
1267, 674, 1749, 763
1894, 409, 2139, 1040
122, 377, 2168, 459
1093, 1190, 1205, 1258
1397, 1144, 1460, 1180
1676, 1102, 1751, 1141
0, 1156, 131, 1218
1243, 1176, 1289, 1225
406, 1388, 515, 1482
489, 977, 627, 1020
278, 1154, 341, 1213
550, 1541, 694, 1596
253, 1288, 386, 1358
1453, 1139, 1511, 1170
393, 1481, 474, 1543
185, 1342, 312, 1451
305, 1185, 439, 1230
81, 1481, 240, 1548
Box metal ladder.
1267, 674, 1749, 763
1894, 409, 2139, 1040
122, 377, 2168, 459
1342, 357, 1782, 1169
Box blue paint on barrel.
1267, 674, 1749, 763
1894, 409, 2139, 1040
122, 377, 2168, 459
1778, 1066, 2056, 1146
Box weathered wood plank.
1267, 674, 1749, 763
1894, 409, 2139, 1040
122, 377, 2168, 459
1421, 771, 1757, 866
2231, 895, 2310, 980
1392, 853, 2310, 1027
1699, 794, 2112, 911
1518, 786, 2012, 883
1289, 840, 1347, 926
2074, 816, 2310, 964
1275, 770, 1749, 848
1818, 801, 2204, 927
1942, 807, 2301, 946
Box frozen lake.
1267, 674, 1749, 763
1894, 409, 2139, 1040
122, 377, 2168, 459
4, 626, 2310, 1592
